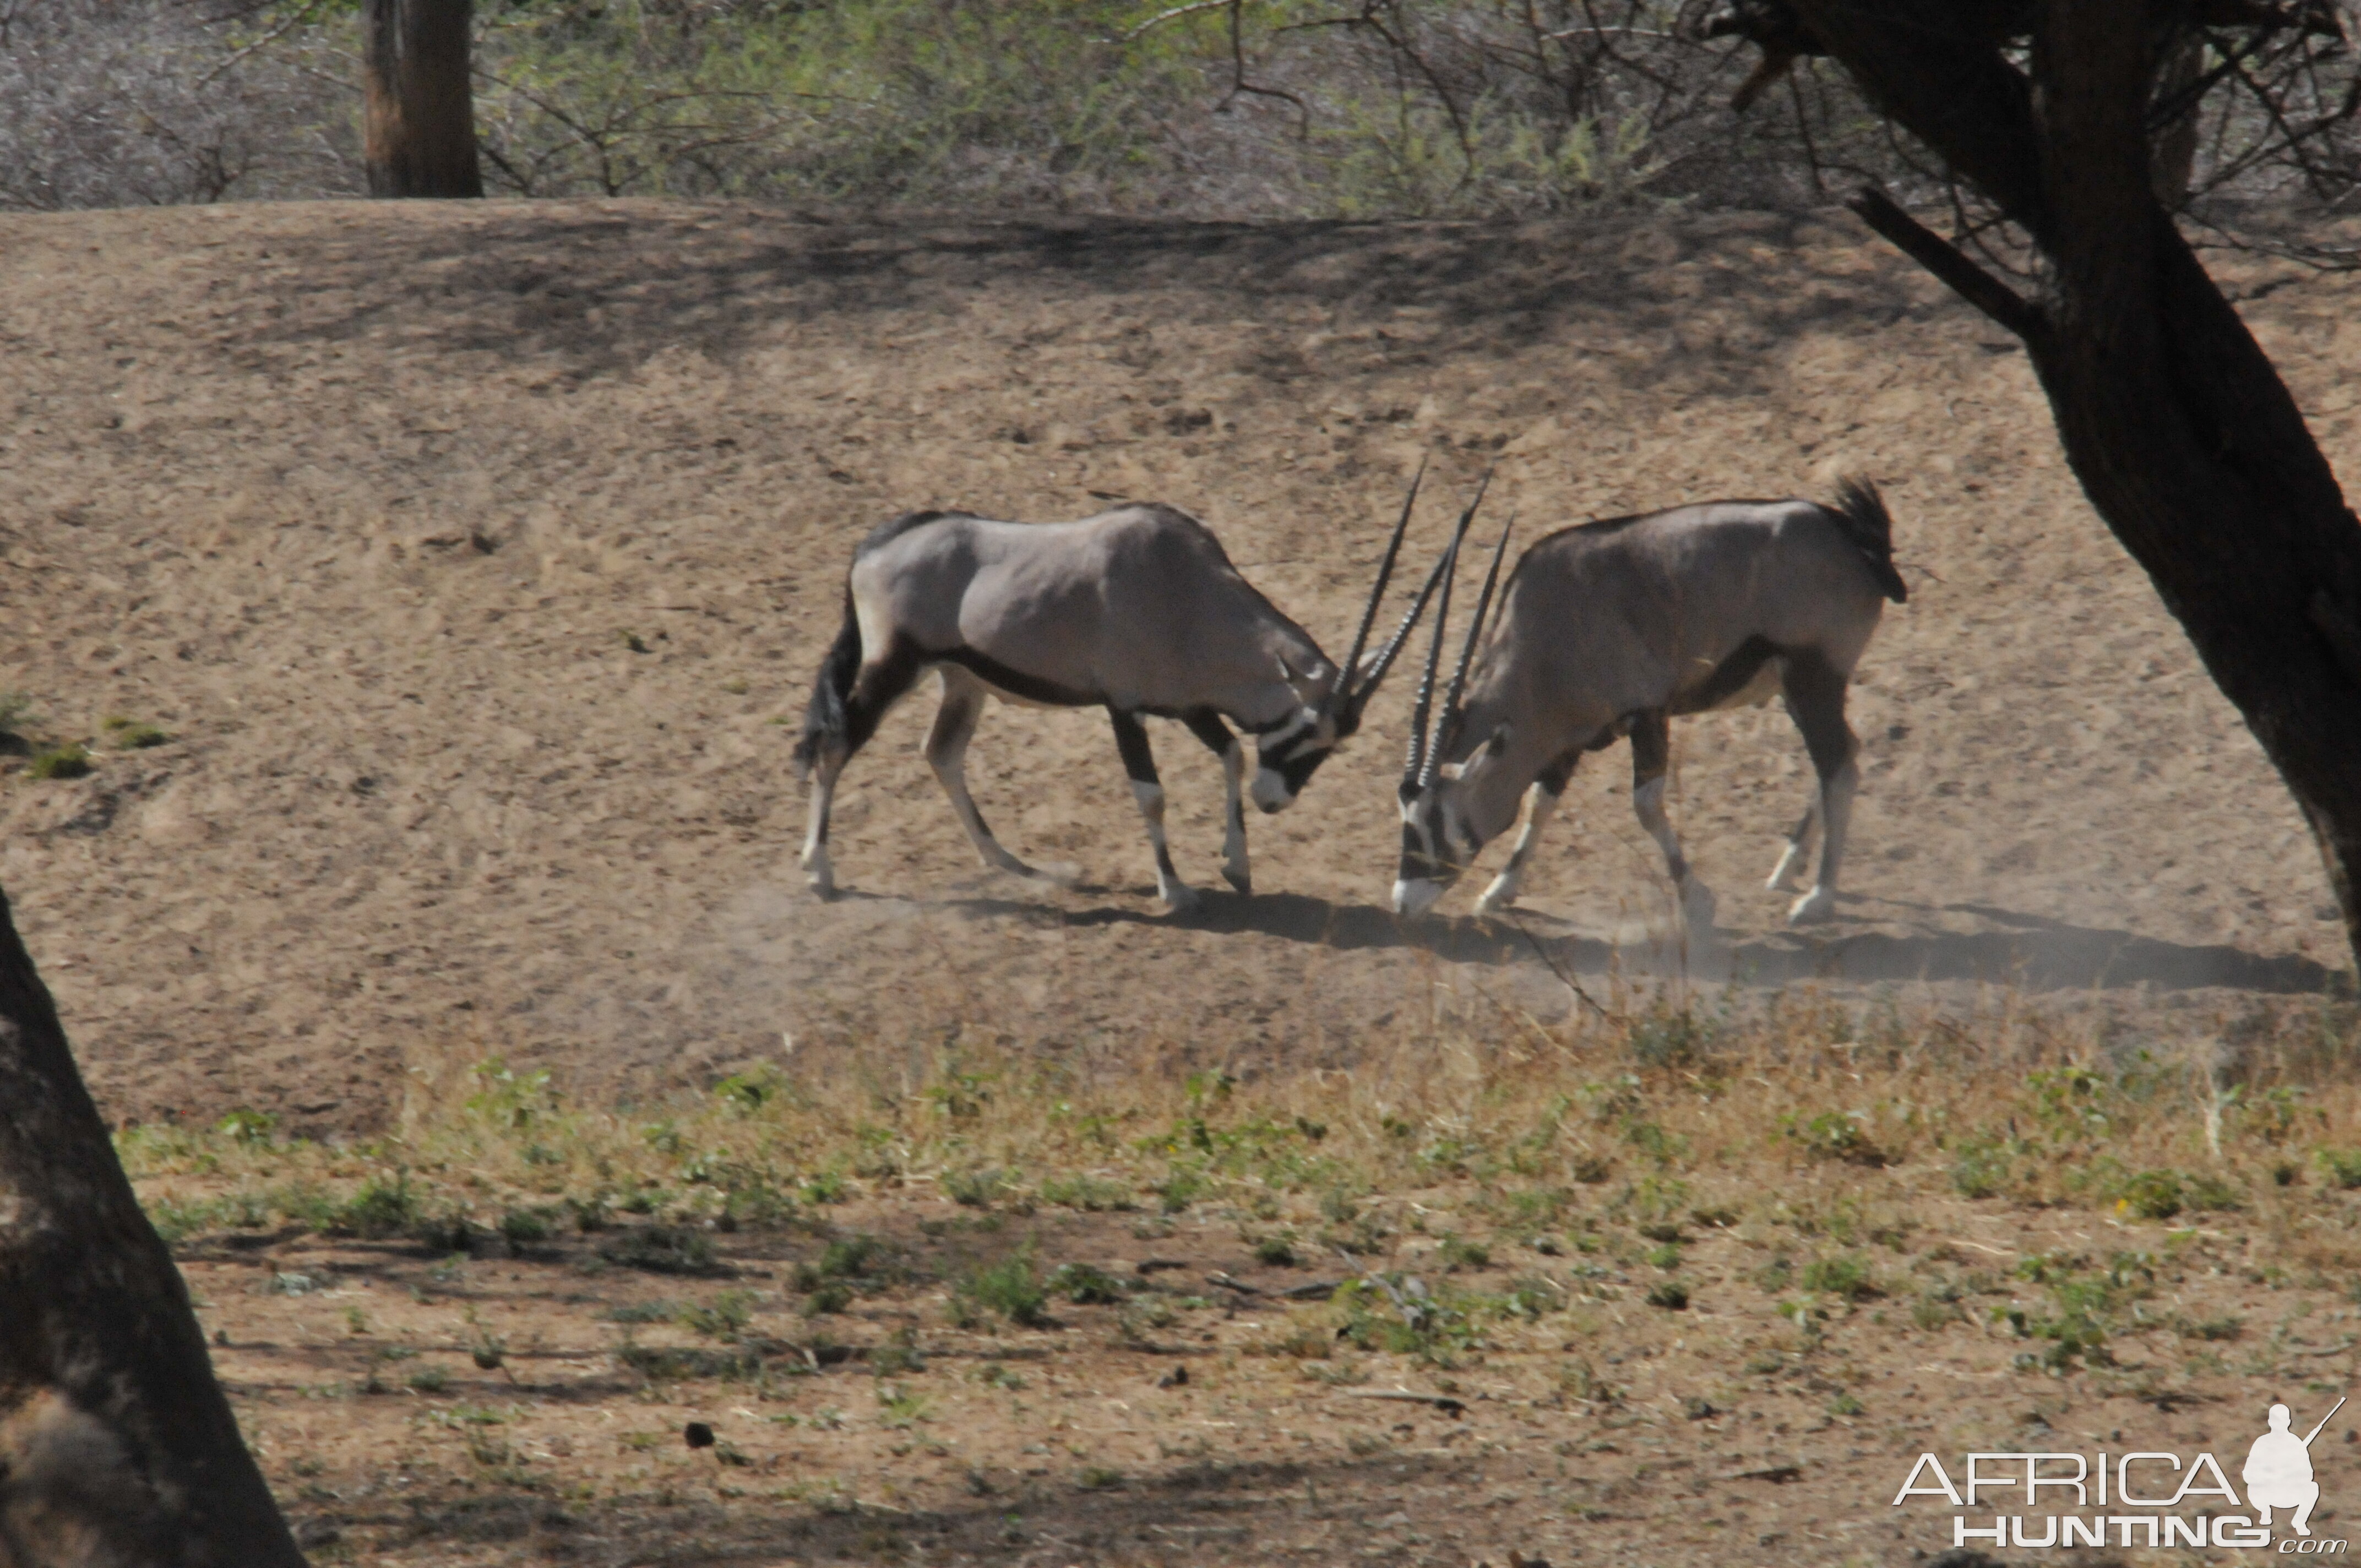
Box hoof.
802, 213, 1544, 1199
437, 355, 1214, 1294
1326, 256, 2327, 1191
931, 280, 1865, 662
1222, 866, 1252, 896
1786, 888, 1836, 925
1162, 884, 1205, 914
1679, 880, 1718, 930
1472, 878, 1518, 917
802, 856, 836, 900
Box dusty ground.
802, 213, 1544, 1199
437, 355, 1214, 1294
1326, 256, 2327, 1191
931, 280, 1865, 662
6, 196, 2361, 1566
2, 197, 2355, 1134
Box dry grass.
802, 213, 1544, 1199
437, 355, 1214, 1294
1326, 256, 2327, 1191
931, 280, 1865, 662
130, 985, 2361, 1565
124, 983, 2361, 1271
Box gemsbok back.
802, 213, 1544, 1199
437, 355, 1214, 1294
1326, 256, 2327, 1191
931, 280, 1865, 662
1391, 477, 1907, 927
793, 471, 1456, 909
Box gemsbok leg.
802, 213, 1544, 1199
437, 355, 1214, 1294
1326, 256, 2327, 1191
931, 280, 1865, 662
801, 645, 924, 896
923, 666, 1046, 883
1108, 707, 1197, 911
1473, 753, 1579, 917
1765, 802, 1820, 894
1183, 708, 1252, 895
1777, 650, 1860, 924
1628, 710, 1716, 929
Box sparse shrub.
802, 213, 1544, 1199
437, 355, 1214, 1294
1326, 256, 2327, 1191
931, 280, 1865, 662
1254, 1233, 1301, 1267
1785, 1110, 1886, 1167
618, 1344, 760, 1380
599, 1224, 720, 1275
102, 714, 168, 749
216, 1108, 277, 1147
1047, 1262, 1127, 1305
1799, 1254, 1879, 1301
1435, 1234, 1490, 1271
795, 1234, 883, 1289
1038, 1173, 1134, 1212
605, 1300, 678, 1324
1626, 1003, 1711, 1069
2177, 1313, 2244, 1341
498, 1206, 556, 1248
943, 1168, 1008, 1208
678, 1290, 757, 1341
2117, 1169, 2184, 1220
1077, 1466, 1124, 1490
1645, 1281, 1690, 1310
802, 1280, 853, 1316
1911, 1294, 1964, 1330
1950, 1134, 2016, 1199
28, 744, 91, 780
330, 1174, 417, 1239
1646, 1243, 1683, 1271
960, 1251, 1051, 1328
2316, 1148, 2361, 1189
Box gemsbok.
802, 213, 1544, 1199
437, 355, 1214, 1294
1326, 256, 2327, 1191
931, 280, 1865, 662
1391, 477, 1906, 927
793, 471, 1462, 909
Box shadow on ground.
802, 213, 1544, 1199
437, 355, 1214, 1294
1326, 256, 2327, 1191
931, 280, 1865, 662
944, 889, 2343, 995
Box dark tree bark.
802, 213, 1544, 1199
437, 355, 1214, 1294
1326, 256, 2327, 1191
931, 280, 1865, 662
362, 0, 483, 199
1777, 0, 2361, 971
0, 883, 306, 1566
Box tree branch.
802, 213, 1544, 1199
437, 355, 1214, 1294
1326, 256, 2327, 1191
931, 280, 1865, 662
1847, 185, 2047, 346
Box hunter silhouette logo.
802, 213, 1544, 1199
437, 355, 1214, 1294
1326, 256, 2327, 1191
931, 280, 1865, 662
2248, 1399, 2344, 1538
1891, 1393, 2350, 1551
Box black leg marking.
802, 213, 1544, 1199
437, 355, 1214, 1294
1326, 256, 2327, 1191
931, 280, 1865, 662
1778, 648, 1860, 922
1110, 707, 1192, 907
1627, 709, 1689, 885
801, 635, 926, 896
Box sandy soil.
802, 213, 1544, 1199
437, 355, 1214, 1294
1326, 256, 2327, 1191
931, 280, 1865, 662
3, 197, 2358, 1133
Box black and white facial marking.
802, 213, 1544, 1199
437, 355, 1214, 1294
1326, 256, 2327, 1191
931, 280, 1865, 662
1248, 706, 1339, 813
1392, 787, 1475, 917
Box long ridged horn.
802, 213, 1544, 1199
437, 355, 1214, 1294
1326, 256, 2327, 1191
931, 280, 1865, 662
1400, 532, 1463, 800
1435, 517, 1514, 754
1402, 471, 1492, 796
1331, 456, 1426, 718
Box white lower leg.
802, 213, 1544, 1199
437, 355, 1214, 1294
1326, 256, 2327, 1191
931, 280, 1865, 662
1476, 783, 1559, 916
800, 765, 839, 895
1787, 763, 1856, 924
1133, 781, 1196, 909
1635, 776, 1715, 927
1766, 804, 1819, 891
1217, 741, 1250, 894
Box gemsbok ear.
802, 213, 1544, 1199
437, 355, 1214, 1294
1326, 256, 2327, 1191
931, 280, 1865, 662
1454, 721, 1511, 774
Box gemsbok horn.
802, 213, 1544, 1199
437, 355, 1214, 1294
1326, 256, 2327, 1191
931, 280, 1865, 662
1392, 477, 1907, 927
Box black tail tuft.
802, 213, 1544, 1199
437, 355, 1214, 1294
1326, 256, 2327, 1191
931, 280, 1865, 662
793, 587, 862, 780
1826, 476, 1907, 605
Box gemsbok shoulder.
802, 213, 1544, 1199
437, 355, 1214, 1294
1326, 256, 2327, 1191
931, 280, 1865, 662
793, 471, 1456, 909
1391, 477, 1907, 927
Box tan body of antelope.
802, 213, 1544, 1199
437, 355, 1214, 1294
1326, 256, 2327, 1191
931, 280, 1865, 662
1392, 478, 1906, 927
794, 476, 1446, 908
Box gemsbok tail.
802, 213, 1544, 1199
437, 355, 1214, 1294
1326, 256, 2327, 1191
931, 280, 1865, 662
793, 586, 862, 781
1827, 476, 1908, 605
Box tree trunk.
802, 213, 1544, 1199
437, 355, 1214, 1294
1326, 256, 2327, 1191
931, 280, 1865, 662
0, 883, 306, 1566
1792, 0, 2361, 971
362, 0, 483, 199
